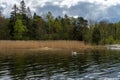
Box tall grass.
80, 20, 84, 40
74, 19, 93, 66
0, 40, 91, 51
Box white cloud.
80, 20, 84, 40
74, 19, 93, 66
62, 10, 68, 15
1, 0, 120, 8
73, 15, 78, 18
0, 0, 120, 22
53, 1, 59, 5
60, 0, 80, 8
81, 0, 120, 7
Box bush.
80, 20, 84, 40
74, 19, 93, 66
106, 36, 114, 44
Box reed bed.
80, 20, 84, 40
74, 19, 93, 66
0, 40, 93, 52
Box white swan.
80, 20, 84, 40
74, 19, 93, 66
72, 51, 78, 56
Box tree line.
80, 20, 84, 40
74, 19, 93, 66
0, 0, 120, 45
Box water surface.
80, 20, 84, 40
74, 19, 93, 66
0, 50, 120, 80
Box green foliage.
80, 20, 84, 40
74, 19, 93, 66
92, 27, 101, 45
106, 36, 114, 44
61, 14, 73, 40
13, 19, 27, 40
1, 0, 120, 45
46, 12, 55, 39
72, 17, 88, 40
0, 16, 10, 39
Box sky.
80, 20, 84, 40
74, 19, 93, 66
0, 0, 120, 22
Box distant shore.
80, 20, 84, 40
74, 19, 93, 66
0, 40, 105, 53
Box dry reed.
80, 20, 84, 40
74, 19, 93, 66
0, 40, 93, 52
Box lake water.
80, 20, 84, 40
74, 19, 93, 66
0, 50, 120, 80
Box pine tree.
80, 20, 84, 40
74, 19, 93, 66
46, 11, 55, 39
53, 18, 62, 39
72, 17, 88, 40
9, 4, 19, 39
0, 11, 2, 17
11, 4, 18, 17
26, 7, 32, 18
92, 27, 101, 45
20, 0, 27, 15
62, 14, 73, 40
0, 11, 2, 24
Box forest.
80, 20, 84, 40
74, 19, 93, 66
0, 0, 120, 45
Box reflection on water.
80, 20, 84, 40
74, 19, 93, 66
0, 50, 120, 80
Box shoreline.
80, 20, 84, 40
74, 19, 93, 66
0, 40, 105, 53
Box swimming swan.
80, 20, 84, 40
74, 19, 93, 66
72, 51, 78, 56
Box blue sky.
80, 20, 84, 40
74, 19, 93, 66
0, 0, 120, 22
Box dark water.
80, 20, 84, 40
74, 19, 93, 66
0, 50, 120, 80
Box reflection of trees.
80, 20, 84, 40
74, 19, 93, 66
0, 55, 26, 80
91, 50, 102, 64
0, 55, 11, 77
74, 54, 89, 74
90, 50, 120, 65
0, 54, 37, 80
0, 50, 119, 79
6, 55, 27, 80
0, 52, 100, 79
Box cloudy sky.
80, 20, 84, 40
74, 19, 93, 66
0, 0, 120, 22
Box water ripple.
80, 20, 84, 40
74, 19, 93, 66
0, 50, 119, 79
